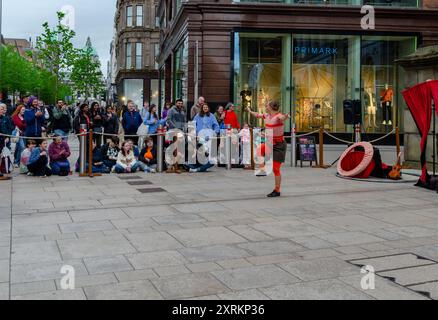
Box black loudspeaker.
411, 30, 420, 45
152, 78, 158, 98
343, 99, 362, 125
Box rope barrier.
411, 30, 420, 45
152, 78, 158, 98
366, 129, 396, 144
0, 132, 82, 140
323, 130, 354, 145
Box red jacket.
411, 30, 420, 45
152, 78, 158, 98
224, 110, 240, 129
12, 115, 26, 132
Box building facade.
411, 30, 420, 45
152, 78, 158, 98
157, 0, 438, 139
114, 0, 161, 108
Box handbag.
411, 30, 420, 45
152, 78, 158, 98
137, 123, 149, 136
11, 128, 20, 144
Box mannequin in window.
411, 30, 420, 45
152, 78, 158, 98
365, 87, 377, 128
240, 84, 252, 110
380, 84, 393, 126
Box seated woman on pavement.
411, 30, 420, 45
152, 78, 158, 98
75, 140, 110, 174
184, 138, 214, 173
115, 141, 140, 174
27, 139, 52, 177
48, 135, 71, 176
101, 136, 120, 170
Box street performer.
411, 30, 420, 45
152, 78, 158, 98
247, 101, 290, 198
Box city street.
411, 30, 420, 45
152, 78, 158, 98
1, 141, 438, 300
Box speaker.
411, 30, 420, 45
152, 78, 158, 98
343, 99, 362, 125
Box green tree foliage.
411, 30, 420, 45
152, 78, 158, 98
70, 46, 104, 101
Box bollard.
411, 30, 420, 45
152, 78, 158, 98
79, 124, 87, 175
355, 124, 361, 143
157, 125, 164, 173
250, 127, 255, 170
291, 123, 296, 168
318, 127, 329, 169
226, 130, 232, 171
88, 129, 94, 177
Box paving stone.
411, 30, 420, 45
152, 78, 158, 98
218, 289, 269, 300
59, 221, 115, 234
334, 246, 368, 255
379, 264, 438, 286
125, 232, 183, 253
13, 224, 60, 237
237, 240, 304, 256
227, 225, 273, 241
0, 283, 9, 300
75, 231, 105, 239
10, 260, 88, 284
178, 245, 251, 263
186, 262, 223, 273
57, 235, 137, 260
295, 249, 340, 260
217, 259, 253, 270
317, 232, 386, 246
69, 208, 128, 222
122, 205, 176, 219
11, 281, 57, 296
151, 273, 229, 299
13, 289, 87, 300
11, 242, 62, 265
261, 279, 373, 300
409, 282, 438, 300
154, 265, 191, 277
246, 254, 298, 266
278, 257, 359, 281
84, 256, 133, 274
0, 246, 10, 260
412, 245, 438, 261
56, 273, 118, 289
127, 250, 188, 270
169, 227, 246, 248
85, 280, 163, 300
349, 253, 436, 272
289, 236, 336, 250
339, 275, 427, 300
385, 226, 438, 238
115, 269, 158, 282
110, 218, 157, 229
0, 259, 9, 283
13, 212, 72, 227
212, 265, 300, 291
252, 221, 325, 238
317, 215, 395, 231
153, 214, 206, 225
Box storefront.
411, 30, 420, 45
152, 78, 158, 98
233, 32, 417, 134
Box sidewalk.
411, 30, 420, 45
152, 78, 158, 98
1, 141, 438, 300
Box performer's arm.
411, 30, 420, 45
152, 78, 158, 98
246, 107, 262, 119
278, 113, 291, 122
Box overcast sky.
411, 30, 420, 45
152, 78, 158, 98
2, 0, 116, 75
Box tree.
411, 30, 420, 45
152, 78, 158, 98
70, 46, 104, 102
35, 11, 77, 101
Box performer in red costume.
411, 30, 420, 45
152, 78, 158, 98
247, 101, 290, 198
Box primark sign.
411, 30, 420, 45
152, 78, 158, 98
294, 47, 339, 55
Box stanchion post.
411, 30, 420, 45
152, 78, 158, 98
226, 129, 232, 171
88, 129, 93, 177
157, 125, 164, 173
291, 123, 296, 168
395, 127, 401, 158
79, 124, 87, 175
318, 127, 329, 169
250, 127, 255, 170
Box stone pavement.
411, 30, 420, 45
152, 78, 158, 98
1, 142, 438, 300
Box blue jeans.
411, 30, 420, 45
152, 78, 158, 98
186, 162, 214, 173
14, 138, 25, 165
50, 161, 71, 175
54, 129, 69, 142
115, 162, 140, 174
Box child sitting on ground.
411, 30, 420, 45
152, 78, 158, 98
20, 139, 37, 174
139, 137, 157, 173
101, 136, 120, 170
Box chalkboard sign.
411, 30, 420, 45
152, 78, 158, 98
296, 136, 318, 167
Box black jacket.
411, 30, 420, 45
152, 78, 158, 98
73, 112, 90, 134
103, 113, 119, 135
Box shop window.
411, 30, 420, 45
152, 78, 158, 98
361, 36, 416, 133
235, 35, 285, 127
123, 79, 143, 107
151, 79, 160, 107
292, 34, 360, 133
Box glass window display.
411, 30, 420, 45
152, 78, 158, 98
173, 38, 189, 104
